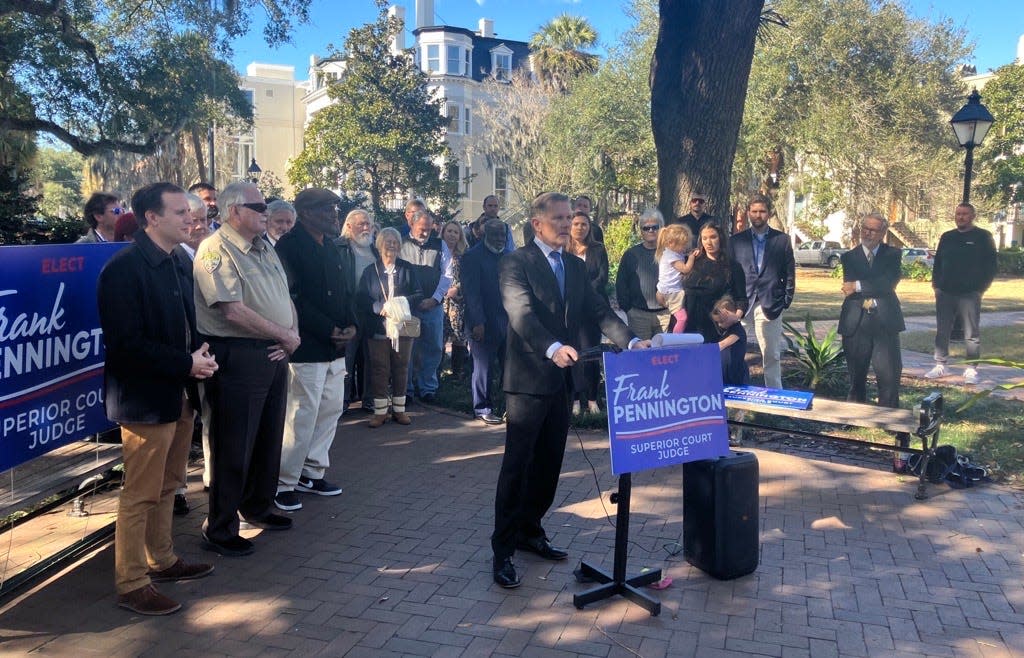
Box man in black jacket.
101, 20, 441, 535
616, 210, 670, 339
273, 189, 358, 511
925, 203, 997, 385
98, 182, 218, 615
491, 192, 648, 589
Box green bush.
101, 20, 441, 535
901, 260, 932, 281
996, 250, 1024, 276
603, 214, 640, 288
782, 317, 847, 395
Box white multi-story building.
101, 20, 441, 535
235, 1, 533, 218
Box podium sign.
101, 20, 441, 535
0, 243, 122, 472
604, 344, 729, 475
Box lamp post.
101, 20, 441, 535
247, 158, 262, 186
949, 89, 994, 204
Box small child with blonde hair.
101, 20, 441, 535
655, 223, 697, 332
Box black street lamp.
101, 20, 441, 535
247, 158, 263, 185
949, 89, 994, 204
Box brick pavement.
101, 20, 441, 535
1, 406, 1022, 657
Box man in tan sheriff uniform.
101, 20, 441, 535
193, 181, 300, 557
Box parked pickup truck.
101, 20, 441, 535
794, 240, 848, 269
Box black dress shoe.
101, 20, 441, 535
492, 557, 521, 589
201, 533, 254, 557
173, 494, 190, 516
240, 513, 293, 531
516, 536, 568, 561
476, 413, 503, 425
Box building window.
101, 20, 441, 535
462, 166, 471, 196
445, 102, 462, 134
427, 44, 440, 73
492, 53, 511, 80
465, 49, 471, 77
447, 45, 462, 75
447, 162, 461, 198
265, 89, 274, 97
463, 106, 471, 135
242, 88, 255, 109
494, 167, 507, 206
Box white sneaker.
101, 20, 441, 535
572, 401, 581, 415
923, 364, 947, 379
963, 367, 979, 385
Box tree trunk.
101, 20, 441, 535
190, 126, 207, 184
651, 0, 764, 222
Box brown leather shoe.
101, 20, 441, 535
392, 411, 411, 425
117, 584, 181, 616
368, 414, 387, 428
147, 558, 214, 583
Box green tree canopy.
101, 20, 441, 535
974, 64, 1024, 207
736, 0, 970, 229
0, 0, 311, 157
288, 3, 457, 218
530, 14, 600, 92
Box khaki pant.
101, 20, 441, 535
626, 308, 671, 341
278, 358, 347, 492
115, 399, 193, 594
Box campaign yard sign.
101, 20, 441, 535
604, 344, 730, 475
1, 243, 122, 472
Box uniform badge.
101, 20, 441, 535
202, 250, 222, 273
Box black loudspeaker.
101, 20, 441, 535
683, 450, 759, 580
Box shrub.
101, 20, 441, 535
996, 250, 1024, 276
603, 213, 640, 288
782, 317, 847, 394
901, 260, 932, 281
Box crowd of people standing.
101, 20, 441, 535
82, 177, 996, 609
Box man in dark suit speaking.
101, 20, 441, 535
838, 213, 905, 409
491, 192, 649, 589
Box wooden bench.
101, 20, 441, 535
724, 392, 944, 500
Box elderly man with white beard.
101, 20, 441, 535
337, 209, 377, 411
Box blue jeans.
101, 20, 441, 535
408, 304, 444, 396
470, 335, 505, 415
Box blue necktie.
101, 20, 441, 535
754, 235, 765, 273
549, 251, 565, 299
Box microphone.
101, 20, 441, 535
578, 344, 622, 362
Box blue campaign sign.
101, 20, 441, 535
723, 385, 814, 410
604, 344, 730, 475
0, 243, 123, 472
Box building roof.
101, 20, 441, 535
413, 25, 531, 82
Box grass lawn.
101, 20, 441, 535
788, 269, 1024, 320
900, 324, 1024, 363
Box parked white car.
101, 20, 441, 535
901, 247, 934, 268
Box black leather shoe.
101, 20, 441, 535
173, 494, 190, 516
240, 513, 293, 531
492, 557, 521, 589
201, 533, 254, 557
473, 411, 501, 427
516, 536, 568, 561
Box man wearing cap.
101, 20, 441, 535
668, 192, 716, 249
194, 181, 299, 557
272, 189, 357, 512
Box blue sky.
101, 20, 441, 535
230, 0, 1022, 79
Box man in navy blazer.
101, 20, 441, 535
838, 213, 905, 409
461, 219, 512, 425
491, 192, 649, 589
728, 194, 795, 389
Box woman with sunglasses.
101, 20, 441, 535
616, 209, 671, 339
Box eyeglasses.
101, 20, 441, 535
861, 226, 883, 234
690, 198, 706, 204
640, 225, 660, 232
111, 206, 127, 215
236, 202, 268, 214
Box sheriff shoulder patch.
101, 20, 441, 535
202, 250, 222, 273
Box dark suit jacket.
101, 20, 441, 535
729, 227, 796, 320
500, 243, 635, 395
97, 230, 199, 424
275, 223, 357, 363
838, 243, 905, 336
581, 243, 610, 302
461, 242, 509, 346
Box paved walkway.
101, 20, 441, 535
816, 311, 1024, 400
1, 406, 1022, 657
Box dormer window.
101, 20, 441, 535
490, 45, 513, 81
